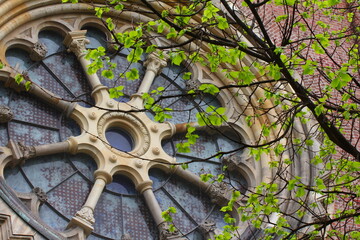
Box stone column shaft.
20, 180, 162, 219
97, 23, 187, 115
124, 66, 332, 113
68, 176, 107, 236
136, 52, 169, 95
34, 141, 69, 157
137, 70, 156, 94
83, 177, 106, 210
143, 188, 164, 225
64, 31, 102, 90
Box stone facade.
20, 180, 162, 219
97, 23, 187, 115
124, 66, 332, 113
0, 1, 317, 239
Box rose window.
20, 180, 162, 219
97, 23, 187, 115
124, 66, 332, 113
0, 13, 252, 240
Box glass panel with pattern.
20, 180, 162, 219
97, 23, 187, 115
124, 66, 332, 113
2, 27, 247, 239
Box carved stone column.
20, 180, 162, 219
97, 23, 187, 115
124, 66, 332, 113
68, 171, 111, 236
136, 51, 169, 95
141, 184, 187, 240
64, 31, 102, 90
142, 187, 164, 226
3, 75, 76, 116
6, 140, 71, 167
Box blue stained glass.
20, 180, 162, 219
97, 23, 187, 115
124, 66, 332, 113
70, 154, 97, 182
60, 117, 81, 141
9, 93, 60, 128
4, 167, 32, 193
8, 122, 60, 146
217, 130, 243, 152
38, 31, 65, 55
39, 203, 68, 231
83, 27, 107, 48
21, 154, 74, 192
122, 195, 158, 240
0, 82, 10, 105
98, 54, 144, 96
47, 173, 91, 219
6, 48, 34, 71
106, 174, 137, 195
93, 192, 123, 238
105, 128, 133, 152
149, 168, 171, 190
0, 125, 8, 146
163, 176, 213, 224
155, 189, 198, 234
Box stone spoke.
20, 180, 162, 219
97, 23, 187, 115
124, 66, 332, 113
0, 139, 73, 171
173, 166, 234, 206
131, 52, 169, 107
140, 183, 186, 240
63, 31, 111, 107
0, 73, 76, 117
67, 170, 111, 236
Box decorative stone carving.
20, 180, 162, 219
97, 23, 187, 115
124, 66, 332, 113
30, 42, 47, 61
185, 78, 200, 91
75, 207, 95, 225
0, 105, 13, 123
17, 142, 36, 160
205, 182, 231, 205
64, 31, 90, 58
32, 187, 47, 203
121, 233, 132, 240
158, 222, 186, 240
7, 140, 36, 166
144, 52, 169, 75
199, 220, 216, 239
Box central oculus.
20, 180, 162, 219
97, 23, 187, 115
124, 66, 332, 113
105, 128, 133, 152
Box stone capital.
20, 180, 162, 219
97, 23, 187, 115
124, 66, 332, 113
0, 105, 13, 123
68, 206, 94, 236
158, 222, 187, 240
205, 182, 231, 205
7, 140, 36, 167
30, 42, 47, 61
63, 31, 90, 58
199, 220, 216, 239
144, 52, 169, 75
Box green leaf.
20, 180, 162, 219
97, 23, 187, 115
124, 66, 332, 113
183, 72, 192, 80
125, 68, 139, 80
199, 83, 219, 95
217, 16, 229, 30
200, 173, 214, 182
25, 81, 32, 91
101, 69, 114, 79
170, 51, 186, 65
275, 15, 288, 22
15, 74, 24, 84
127, 47, 143, 63
295, 186, 306, 197
311, 41, 325, 54
314, 104, 324, 116
106, 18, 115, 31
109, 86, 124, 98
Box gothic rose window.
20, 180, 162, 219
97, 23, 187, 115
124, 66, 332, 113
0, 16, 250, 240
